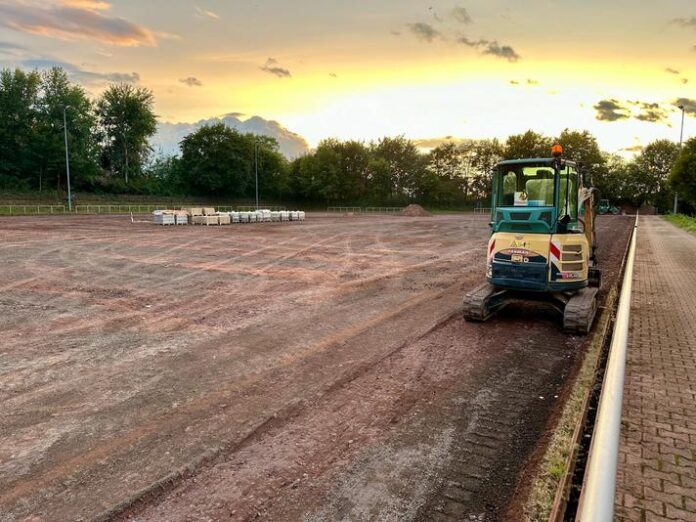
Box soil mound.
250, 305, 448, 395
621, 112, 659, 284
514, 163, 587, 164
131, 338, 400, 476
400, 204, 432, 217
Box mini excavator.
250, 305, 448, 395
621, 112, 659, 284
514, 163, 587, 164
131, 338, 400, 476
463, 144, 601, 334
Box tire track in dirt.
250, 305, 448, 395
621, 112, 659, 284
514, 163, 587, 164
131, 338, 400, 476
1, 214, 489, 521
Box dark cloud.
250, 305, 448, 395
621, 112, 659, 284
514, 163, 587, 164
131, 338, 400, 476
595, 99, 676, 123
675, 98, 696, 116
683, 78, 689, 84
671, 17, 696, 29
390, 29, 401, 36
260, 58, 291, 78
329, 72, 338, 78
593, 99, 630, 121
458, 36, 520, 62
21, 58, 139, 84
428, 7, 443, 23
104, 71, 140, 82
634, 102, 668, 123
0, 1, 157, 47
509, 79, 539, 86
451, 6, 472, 24
484, 42, 520, 61
621, 144, 644, 152
406, 22, 441, 43
665, 67, 680, 74
179, 76, 202, 87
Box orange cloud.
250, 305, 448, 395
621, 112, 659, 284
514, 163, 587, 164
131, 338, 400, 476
0, 1, 157, 47
61, 0, 111, 10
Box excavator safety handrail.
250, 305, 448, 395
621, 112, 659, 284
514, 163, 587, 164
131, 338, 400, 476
575, 212, 639, 521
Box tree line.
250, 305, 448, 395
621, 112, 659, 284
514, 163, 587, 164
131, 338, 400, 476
1, 66, 694, 211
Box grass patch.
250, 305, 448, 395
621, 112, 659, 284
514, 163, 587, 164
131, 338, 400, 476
522, 286, 618, 522
663, 214, 696, 235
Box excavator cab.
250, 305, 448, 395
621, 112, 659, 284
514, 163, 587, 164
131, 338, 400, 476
464, 146, 601, 333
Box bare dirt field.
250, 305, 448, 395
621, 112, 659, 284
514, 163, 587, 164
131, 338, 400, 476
0, 213, 634, 522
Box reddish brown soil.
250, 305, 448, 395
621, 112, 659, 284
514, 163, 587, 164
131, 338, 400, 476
0, 214, 633, 521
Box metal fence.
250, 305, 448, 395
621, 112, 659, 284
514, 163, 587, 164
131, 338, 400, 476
474, 207, 492, 214
327, 206, 363, 213
0, 203, 289, 216
575, 213, 639, 522
234, 205, 287, 211
0, 205, 67, 215
364, 207, 402, 214
74, 204, 172, 214
327, 206, 404, 214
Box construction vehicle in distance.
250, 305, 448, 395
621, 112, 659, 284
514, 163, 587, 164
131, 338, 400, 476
463, 144, 601, 334
597, 199, 620, 215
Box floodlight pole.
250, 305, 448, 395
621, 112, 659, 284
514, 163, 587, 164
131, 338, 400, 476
62, 105, 73, 212
673, 105, 685, 215
255, 139, 259, 210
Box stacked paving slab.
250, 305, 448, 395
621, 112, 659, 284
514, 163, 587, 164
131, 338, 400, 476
153, 207, 305, 226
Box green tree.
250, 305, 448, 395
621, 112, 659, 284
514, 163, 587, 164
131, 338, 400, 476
97, 83, 157, 183
292, 139, 370, 203
179, 123, 252, 196
594, 153, 631, 202
428, 142, 469, 200
503, 130, 553, 160
633, 139, 679, 208
463, 139, 503, 201
557, 129, 606, 184
0, 68, 40, 189
251, 135, 289, 200
370, 136, 424, 200
35, 67, 100, 192
670, 137, 696, 211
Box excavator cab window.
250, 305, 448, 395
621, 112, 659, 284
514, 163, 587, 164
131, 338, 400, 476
558, 165, 578, 223
496, 166, 555, 207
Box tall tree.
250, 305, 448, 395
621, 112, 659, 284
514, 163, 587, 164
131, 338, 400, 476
595, 153, 631, 202
557, 129, 606, 183
669, 137, 696, 211
503, 130, 553, 160
35, 67, 100, 192
0, 68, 40, 188
179, 123, 252, 196
462, 139, 503, 200
250, 134, 289, 200
634, 139, 679, 208
97, 83, 156, 183
370, 136, 424, 200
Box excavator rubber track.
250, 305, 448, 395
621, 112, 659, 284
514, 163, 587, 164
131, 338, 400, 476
462, 283, 508, 322
562, 287, 599, 334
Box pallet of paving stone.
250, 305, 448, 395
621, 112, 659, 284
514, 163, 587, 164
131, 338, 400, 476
192, 215, 218, 225
152, 211, 176, 225
184, 207, 204, 217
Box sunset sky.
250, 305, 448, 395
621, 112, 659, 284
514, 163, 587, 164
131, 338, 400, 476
0, 0, 694, 153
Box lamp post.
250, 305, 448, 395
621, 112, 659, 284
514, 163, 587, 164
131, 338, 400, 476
254, 138, 259, 210
673, 104, 685, 214
62, 105, 73, 212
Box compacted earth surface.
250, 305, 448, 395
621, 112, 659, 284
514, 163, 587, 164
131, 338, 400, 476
0, 213, 633, 522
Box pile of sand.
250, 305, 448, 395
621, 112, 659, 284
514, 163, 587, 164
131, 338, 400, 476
400, 204, 432, 217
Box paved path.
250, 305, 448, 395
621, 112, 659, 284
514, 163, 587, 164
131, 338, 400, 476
615, 216, 696, 521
